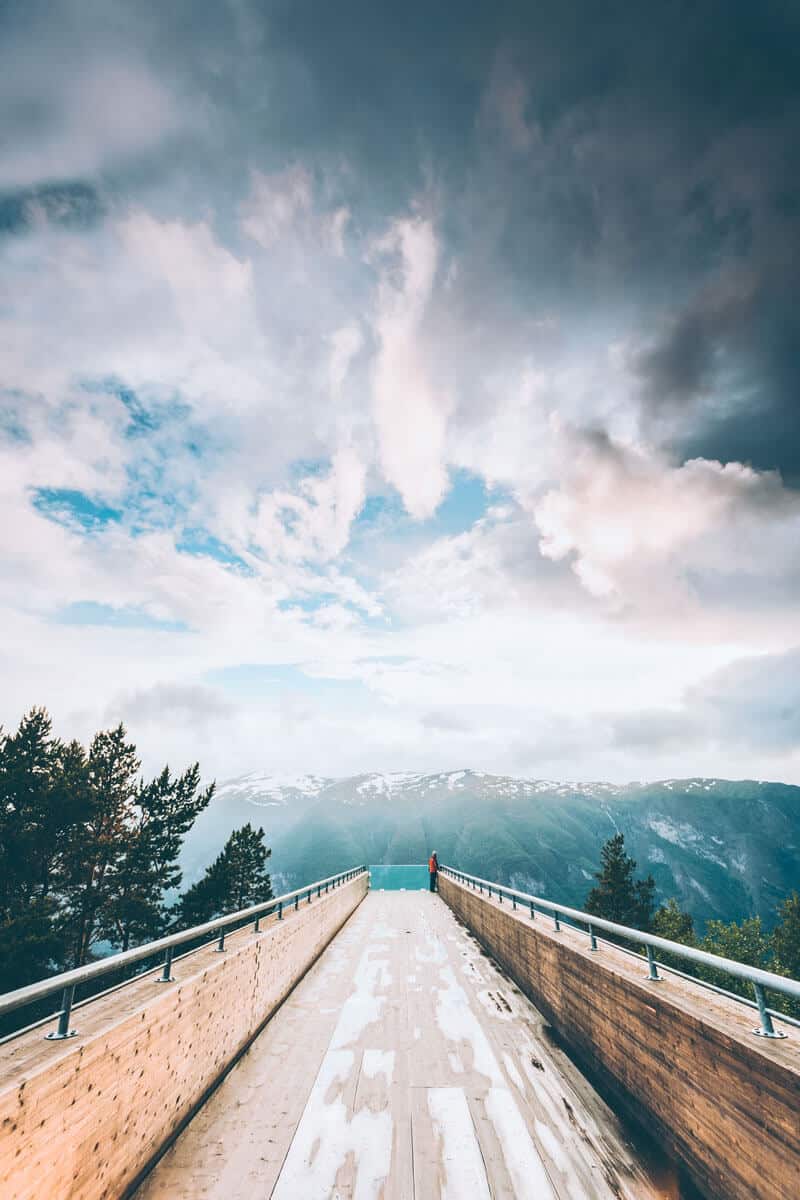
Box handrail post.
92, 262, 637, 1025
294, 894, 299, 911
216, 929, 226, 953
158, 946, 175, 981
45, 985, 78, 1040
530, 900, 535, 919
553, 910, 560, 931
278, 901, 283, 920
753, 983, 787, 1038
512, 893, 516, 910
588, 925, 598, 951
646, 944, 660, 981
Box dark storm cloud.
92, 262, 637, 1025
634, 260, 800, 479
0, 182, 104, 237
2, 0, 799, 473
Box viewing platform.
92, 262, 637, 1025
1, 867, 798, 1199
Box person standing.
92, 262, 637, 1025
428, 851, 439, 892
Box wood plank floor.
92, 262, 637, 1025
135, 890, 675, 1199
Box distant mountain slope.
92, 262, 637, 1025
179, 770, 800, 929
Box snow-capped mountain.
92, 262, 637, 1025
179, 770, 800, 929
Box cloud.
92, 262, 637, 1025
531, 427, 800, 621
1, 0, 800, 784
0, 44, 184, 189
690, 648, 800, 753
112, 682, 236, 729
328, 324, 364, 397
241, 165, 351, 259
371, 216, 452, 519
253, 449, 368, 564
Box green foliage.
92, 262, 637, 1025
97, 764, 215, 952
771, 892, 800, 1019
585, 833, 656, 930
772, 891, 800, 979
0, 710, 93, 987
695, 916, 771, 999
652, 897, 696, 944
176, 823, 272, 927
0, 707, 218, 992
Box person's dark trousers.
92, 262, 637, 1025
429, 872, 437, 892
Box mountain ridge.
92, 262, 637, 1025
179, 770, 800, 930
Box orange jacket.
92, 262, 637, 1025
428, 856, 437, 873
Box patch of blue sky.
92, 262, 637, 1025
55, 602, 189, 632
351, 468, 512, 550
288, 456, 330, 482
0, 392, 32, 442
32, 487, 122, 531
82, 379, 225, 516
277, 592, 340, 613
206, 663, 367, 701
177, 528, 253, 573
82, 377, 191, 438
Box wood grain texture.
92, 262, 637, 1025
0, 874, 367, 1200
439, 873, 800, 1200
135, 888, 668, 1200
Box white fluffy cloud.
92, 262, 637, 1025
252, 448, 368, 564
2, 168, 800, 782
370, 217, 453, 519
531, 427, 800, 622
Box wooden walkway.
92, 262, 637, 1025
135, 890, 674, 1199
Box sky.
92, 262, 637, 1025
1, 0, 799, 784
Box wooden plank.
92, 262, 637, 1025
137, 890, 666, 1199
439, 873, 800, 1200
0, 877, 368, 1200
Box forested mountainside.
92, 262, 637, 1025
179, 771, 800, 930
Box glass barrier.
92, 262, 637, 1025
369, 864, 431, 891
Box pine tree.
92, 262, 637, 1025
585, 833, 656, 930
176, 824, 272, 927
224, 823, 273, 910
99, 764, 215, 951
63, 724, 141, 966
0, 708, 217, 993
0, 710, 92, 987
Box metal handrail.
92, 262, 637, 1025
440, 864, 800, 1039
0, 865, 367, 1039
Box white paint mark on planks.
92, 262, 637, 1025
434, 965, 504, 1086
362, 1049, 395, 1086
272, 1049, 393, 1200
485, 1087, 558, 1200
427, 1088, 491, 1200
